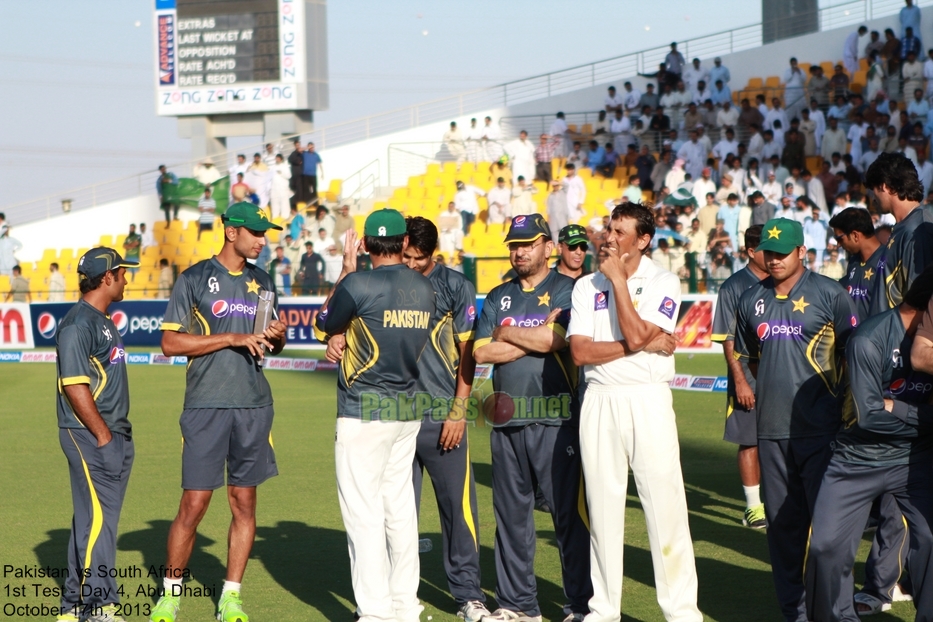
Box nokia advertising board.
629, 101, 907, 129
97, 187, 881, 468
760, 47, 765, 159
154, 0, 328, 116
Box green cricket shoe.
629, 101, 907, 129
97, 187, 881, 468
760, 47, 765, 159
216, 591, 249, 622
150, 594, 180, 622
743, 503, 767, 529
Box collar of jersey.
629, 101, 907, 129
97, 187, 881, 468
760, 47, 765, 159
772, 268, 809, 300
520, 270, 554, 293
211, 256, 244, 276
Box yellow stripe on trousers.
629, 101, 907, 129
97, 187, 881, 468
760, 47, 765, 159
67, 430, 104, 590
462, 446, 478, 550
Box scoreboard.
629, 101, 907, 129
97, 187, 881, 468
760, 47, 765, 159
155, 0, 328, 116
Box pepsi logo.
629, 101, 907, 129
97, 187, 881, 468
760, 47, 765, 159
596, 293, 607, 304
757, 323, 770, 340
890, 378, 907, 395
663, 299, 674, 310
37, 313, 57, 339
109, 346, 126, 364
500, 317, 517, 326
466, 305, 476, 321
111, 311, 128, 336
850, 315, 858, 327
212, 300, 230, 317
514, 216, 527, 227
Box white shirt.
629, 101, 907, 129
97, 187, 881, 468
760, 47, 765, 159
140, 229, 156, 249
692, 178, 717, 205
844, 30, 860, 60
454, 186, 484, 214
917, 160, 933, 195
717, 107, 739, 128
682, 65, 709, 93
764, 108, 789, 133
549, 118, 568, 136
605, 94, 623, 109
623, 89, 642, 111
762, 181, 782, 203
564, 175, 587, 214
712, 138, 740, 161
567, 257, 680, 386
609, 116, 632, 135
748, 132, 765, 158
783, 67, 806, 89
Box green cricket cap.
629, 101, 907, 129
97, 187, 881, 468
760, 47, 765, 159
364, 208, 407, 237
221, 202, 283, 231
757, 218, 804, 254
504, 213, 551, 243
77, 247, 139, 281
559, 224, 589, 245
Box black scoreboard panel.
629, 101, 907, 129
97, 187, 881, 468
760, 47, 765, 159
175, 0, 280, 86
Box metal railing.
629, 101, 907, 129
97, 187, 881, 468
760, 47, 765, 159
340, 159, 380, 206
6, 0, 924, 226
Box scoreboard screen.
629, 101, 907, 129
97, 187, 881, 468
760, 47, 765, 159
175, 0, 279, 87
155, 0, 329, 116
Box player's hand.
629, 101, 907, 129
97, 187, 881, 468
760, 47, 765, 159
341, 230, 361, 276
598, 245, 626, 282
263, 319, 287, 342
97, 430, 113, 448
735, 379, 756, 410
229, 333, 274, 359
325, 334, 346, 363
544, 307, 562, 325
883, 398, 894, 412
644, 332, 677, 356
439, 419, 466, 450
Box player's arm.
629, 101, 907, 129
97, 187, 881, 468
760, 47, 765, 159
315, 231, 361, 337
58, 325, 111, 446
733, 301, 759, 379
712, 285, 756, 408
911, 303, 933, 374
492, 307, 566, 354
600, 252, 661, 351
439, 340, 475, 450
850, 336, 920, 436
473, 291, 528, 364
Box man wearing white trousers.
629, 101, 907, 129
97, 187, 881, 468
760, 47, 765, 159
314, 210, 436, 622
568, 202, 703, 622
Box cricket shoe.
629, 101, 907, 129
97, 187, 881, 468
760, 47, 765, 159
483, 608, 542, 622
216, 590, 249, 622
55, 605, 80, 622
743, 503, 767, 529
562, 614, 586, 622
458, 600, 492, 622
150, 594, 180, 622
86, 604, 127, 622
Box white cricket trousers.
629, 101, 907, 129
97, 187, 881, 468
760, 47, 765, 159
336, 418, 424, 622
580, 383, 702, 622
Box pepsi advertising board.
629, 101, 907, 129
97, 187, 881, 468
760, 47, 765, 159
31, 302, 169, 348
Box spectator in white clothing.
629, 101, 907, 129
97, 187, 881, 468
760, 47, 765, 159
605, 86, 622, 113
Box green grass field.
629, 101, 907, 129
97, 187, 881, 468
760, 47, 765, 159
0, 353, 917, 621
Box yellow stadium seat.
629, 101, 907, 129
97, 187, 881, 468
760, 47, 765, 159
154, 221, 169, 233
460, 162, 475, 176
409, 186, 426, 200
746, 77, 763, 89
99, 235, 114, 247
820, 61, 834, 75
425, 163, 441, 176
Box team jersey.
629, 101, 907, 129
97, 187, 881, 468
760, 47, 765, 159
416, 265, 477, 416
711, 266, 762, 413
840, 244, 889, 322
161, 257, 278, 409
56, 300, 131, 436
567, 256, 680, 386
474, 270, 577, 426
835, 308, 933, 465
314, 264, 435, 420
885, 206, 933, 308
735, 269, 857, 439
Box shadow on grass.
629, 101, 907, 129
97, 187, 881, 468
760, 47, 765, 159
117, 519, 226, 608
34, 529, 70, 588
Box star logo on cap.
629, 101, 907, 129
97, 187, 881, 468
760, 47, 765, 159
538, 292, 550, 307
864, 268, 874, 280
767, 225, 782, 239
246, 279, 261, 295
792, 295, 810, 313
256, 209, 267, 220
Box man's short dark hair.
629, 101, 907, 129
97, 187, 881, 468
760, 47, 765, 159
610, 202, 655, 252
364, 234, 406, 257
159, 258, 169, 267
829, 207, 875, 237
744, 225, 763, 250
79, 273, 105, 294
12, 265, 20, 275
865, 153, 925, 201
405, 216, 438, 257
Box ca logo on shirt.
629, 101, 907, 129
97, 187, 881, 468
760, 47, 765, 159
101, 326, 112, 340
893, 348, 903, 369
754, 299, 765, 317
208, 276, 220, 294
500, 296, 512, 311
